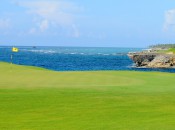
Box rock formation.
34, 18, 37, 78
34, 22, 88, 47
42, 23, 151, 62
128, 53, 175, 68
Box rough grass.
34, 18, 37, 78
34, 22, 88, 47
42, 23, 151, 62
0, 62, 175, 130
167, 48, 175, 54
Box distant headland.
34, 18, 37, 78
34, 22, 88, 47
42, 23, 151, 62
128, 44, 175, 68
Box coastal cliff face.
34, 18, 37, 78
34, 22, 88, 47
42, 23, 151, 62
128, 53, 175, 68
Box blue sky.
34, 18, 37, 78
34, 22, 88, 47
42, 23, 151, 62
0, 0, 175, 47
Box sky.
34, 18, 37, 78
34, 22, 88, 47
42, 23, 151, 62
0, 0, 175, 47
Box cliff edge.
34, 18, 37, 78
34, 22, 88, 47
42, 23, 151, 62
128, 53, 175, 68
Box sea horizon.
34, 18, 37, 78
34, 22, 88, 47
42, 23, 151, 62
1, 46, 175, 73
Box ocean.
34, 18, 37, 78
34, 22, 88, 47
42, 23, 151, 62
1, 46, 175, 72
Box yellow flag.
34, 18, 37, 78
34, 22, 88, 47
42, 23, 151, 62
12, 47, 19, 52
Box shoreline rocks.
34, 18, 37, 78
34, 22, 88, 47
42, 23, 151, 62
128, 53, 175, 68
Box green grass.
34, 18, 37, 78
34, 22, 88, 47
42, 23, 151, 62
0, 62, 175, 130
166, 48, 175, 54
153, 48, 175, 54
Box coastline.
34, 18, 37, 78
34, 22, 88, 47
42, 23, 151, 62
128, 52, 175, 68
1, 46, 175, 72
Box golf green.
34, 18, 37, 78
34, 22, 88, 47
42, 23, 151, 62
0, 62, 175, 129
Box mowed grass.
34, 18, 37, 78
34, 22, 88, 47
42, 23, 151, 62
0, 62, 175, 130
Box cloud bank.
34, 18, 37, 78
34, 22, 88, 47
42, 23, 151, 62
17, 0, 81, 37
164, 9, 175, 31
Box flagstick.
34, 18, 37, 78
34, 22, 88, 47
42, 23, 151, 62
11, 47, 18, 71
10, 53, 13, 71
11, 54, 13, 64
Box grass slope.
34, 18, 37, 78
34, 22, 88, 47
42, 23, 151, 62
0, 62, 175, 130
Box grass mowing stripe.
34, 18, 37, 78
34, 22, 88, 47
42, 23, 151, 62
0, 62, 175, 129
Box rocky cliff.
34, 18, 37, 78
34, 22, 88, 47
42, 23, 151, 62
128, 53, 175, 68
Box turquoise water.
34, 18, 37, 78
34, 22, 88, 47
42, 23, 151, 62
0, 46, 175, 72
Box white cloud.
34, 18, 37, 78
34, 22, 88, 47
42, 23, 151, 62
29, 27, 36, 34
39, 19, 49, 32
17, 0, 81, 36
72, 24, 80, 38
164, 9, 175, 31
0, 18, 10, 29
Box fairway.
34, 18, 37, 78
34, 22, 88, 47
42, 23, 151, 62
0, 62, 175, 130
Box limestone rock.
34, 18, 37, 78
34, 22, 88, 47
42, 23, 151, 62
128, 54, 156, 67
148, 55, 172, 68
128, 52, 175, 68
